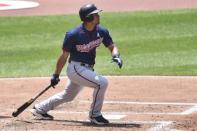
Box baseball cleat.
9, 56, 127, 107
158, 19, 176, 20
89, 115, 109, 125
31, 106, 54, 120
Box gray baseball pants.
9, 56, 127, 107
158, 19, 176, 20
35, 61, 108, 118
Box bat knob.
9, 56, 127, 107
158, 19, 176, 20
12, 111, 18, 117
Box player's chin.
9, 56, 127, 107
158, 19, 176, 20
95, 22, 99, 26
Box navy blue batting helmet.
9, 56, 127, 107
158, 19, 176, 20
79, 4, 102, 22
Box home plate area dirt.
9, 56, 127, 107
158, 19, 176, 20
0, 76, 197, 130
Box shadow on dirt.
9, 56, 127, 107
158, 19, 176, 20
0, 115, 12, 119
29, 119, 141, 128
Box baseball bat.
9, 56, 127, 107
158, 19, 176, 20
12, 84, 52, 117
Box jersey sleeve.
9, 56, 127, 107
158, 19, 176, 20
62, 32, 75, 52
102, 28, 113, 47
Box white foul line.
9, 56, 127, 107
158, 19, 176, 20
49, 110, 183, 116
140, 103, 197, 131
181, 105, 197, 115
80, 100, 197, 106
147, 121, 172, 131
104, 114, 126, 120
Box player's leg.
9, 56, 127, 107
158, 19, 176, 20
31, 80, 83, 119
67, 62, 109, 124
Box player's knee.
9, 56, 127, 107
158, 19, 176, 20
99, 77, 108, 89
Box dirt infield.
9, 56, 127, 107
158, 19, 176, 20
1, 0, 197, 130
1, 0, 197, 16
0, 76, 197, 131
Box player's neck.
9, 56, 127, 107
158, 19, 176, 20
84, 23, 96, 31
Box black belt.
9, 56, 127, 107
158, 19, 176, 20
69, 61, 94, 69
80, 63, 94, 68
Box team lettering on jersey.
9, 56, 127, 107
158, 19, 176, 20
76, 37, 103, 52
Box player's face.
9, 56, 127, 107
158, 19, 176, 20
92, 13, 100, 25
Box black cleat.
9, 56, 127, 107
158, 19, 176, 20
31, 106, 54, 120
90, 115, 109, 125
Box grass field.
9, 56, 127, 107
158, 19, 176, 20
0, 9, 197, 77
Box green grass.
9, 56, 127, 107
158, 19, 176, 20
1, 9, 197, 77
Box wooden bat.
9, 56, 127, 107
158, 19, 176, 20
12, 84, 52, 117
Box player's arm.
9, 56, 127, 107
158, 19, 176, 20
101, 25, 122, 68
107, 44, 119, 56
51, 30, 73, 87
107, 44, 123, 68
54, 50, 69, 75
51, 50, 69, 87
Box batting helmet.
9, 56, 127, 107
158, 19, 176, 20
79, 4, 102, 22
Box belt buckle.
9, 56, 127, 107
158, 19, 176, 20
80, 63, 93, 68
80, 63, 86, 66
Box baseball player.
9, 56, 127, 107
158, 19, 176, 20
31, 3, 123, 125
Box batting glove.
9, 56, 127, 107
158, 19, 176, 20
51, 74, 60, 88
112, 54, 123, 69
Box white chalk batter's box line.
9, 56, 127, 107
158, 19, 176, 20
48, 110, 195, 116
40, 100, 197, 117
80, 100, 197, 105
80, 100, 197, 115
